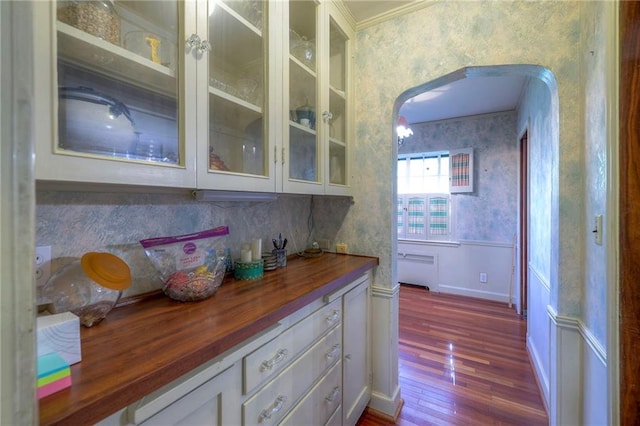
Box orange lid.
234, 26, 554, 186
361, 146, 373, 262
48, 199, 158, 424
81, 252, 131, 291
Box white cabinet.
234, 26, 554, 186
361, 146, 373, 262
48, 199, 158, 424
96, 274, 370, 426
285, 0, 353, 195
33, 0, 196, 188
33, 0, 353, 196
341, 276, 370, 425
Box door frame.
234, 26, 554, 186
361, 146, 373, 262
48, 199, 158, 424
619, 2, 639, 423
518, 128, 529, 317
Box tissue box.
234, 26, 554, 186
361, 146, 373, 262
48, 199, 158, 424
37, 352, 71, 399
37, 312, 81, 365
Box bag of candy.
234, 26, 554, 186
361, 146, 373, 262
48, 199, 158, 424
140, 226, 229, 302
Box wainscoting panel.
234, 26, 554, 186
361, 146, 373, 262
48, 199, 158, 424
397, 239, 514, 302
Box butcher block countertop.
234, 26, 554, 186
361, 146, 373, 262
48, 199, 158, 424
39, 253, 378, 426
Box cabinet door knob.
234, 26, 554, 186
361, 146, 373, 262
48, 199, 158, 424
198, 39, 212, 53
185, 33, 201, 48
345, 353, 352, 360
185, 34, 211, 53
322, 111, 333, 123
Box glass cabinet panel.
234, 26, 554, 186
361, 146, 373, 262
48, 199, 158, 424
56, 1, 181, 164
328, 17, 347, 185
289, 0, 319, 183
207, 0, 266, 176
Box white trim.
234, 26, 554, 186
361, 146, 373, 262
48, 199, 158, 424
458, 239, 514, 248
527, 333, 550, 412
371, 283, 399, 299
368, 387, 402, 420
438, 285, 510, 304
1, 2, 37, 424
398, 239, 460, 248
352, 1, 439, 31
529, 263, 551, 292
605, 2, 620, 425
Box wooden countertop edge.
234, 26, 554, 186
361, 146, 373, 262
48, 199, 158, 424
39, 254, 378, 425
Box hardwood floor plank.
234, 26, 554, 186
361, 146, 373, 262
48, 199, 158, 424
357, 285, 548, 425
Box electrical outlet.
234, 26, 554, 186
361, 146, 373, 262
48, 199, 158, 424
336, 243, 348, 254
35, 246, 51, 287
317, 239, 331, 251
479, 272, 488, 283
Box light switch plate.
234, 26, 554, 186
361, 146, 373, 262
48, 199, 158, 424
594, 214, 603, 245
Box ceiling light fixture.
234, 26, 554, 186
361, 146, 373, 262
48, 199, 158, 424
397, 116, 413, 146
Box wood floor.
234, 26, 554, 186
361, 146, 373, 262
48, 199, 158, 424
357, 285, 548, 426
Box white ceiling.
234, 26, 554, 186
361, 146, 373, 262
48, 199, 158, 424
342, 2, 529, 124
399, 75, 528, 124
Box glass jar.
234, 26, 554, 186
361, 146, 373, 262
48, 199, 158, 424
40, 252, 131, 327
57, 0, 121, 46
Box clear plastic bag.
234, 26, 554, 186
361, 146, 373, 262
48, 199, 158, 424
140, 226, 229, 301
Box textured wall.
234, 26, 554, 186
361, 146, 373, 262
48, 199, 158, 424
399, 111, 518, 243
347, 1, 582, 320
36, 190, 349, 298
581, 1, 609, 347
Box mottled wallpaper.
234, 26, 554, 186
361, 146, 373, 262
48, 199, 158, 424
347, 1, 582, 322
400, 111, 518, 243
36, 190, 349, 298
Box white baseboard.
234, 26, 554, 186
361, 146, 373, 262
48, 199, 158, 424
437, 284, 510, 303
368, 386, 402, 419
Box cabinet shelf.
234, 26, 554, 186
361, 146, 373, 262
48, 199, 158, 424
209, 4, 263, 70
290, 55, 317, 79
57, 21, 177, 97
290, 120, 317, 135
216, 0, 263, 37
329, 85, 346, 99
210, 86, 262, 114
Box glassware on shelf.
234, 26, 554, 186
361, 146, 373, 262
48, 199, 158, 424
124, 31, 176, 70
57, 0, 121, 46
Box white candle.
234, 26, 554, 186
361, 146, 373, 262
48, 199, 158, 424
240, 249, 252, 263
251, 238, 262, 261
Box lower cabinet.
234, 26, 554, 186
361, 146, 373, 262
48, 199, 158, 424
99, 272, 371, 426
342, 277, 371, 426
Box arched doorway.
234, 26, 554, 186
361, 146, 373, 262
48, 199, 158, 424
392, 64, 560, 409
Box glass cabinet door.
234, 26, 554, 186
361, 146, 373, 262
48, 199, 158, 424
288, 0, 319, 185
206, 0, 267, 177
327, 17, 348, 187
56, 1, 181, 165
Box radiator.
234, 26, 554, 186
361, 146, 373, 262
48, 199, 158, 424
397, 252, 438, 288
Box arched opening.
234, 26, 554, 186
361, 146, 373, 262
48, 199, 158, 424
391, 64, 559, 409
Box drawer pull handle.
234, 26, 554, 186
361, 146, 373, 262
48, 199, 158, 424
326, 310, 340, 323
260, 349, 288, 372
326, 344, 341, 361
325, 387, 341, 403
259, 395, 287, 422
345, 353, 352, 360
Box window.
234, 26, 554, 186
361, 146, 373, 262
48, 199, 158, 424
397, 151, 449, 194
397, 194, 450, 240
397, 148, 473, 240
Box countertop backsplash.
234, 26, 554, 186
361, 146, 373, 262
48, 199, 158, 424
36, 189, 350, 299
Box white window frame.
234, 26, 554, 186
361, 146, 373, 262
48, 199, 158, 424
397, 193, 451, 241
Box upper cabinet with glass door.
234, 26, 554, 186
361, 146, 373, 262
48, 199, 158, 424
284, 0, 353, 195
285, 0, 322, 194
325, 6, 352, 195
34, 1, 195, 188
195, 0, 275, 192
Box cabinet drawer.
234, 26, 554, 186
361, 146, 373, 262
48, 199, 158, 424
243, 298, 341, 394
242, 325, 342, 425
279, 360, 341, 426
136, 363, 238, 426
